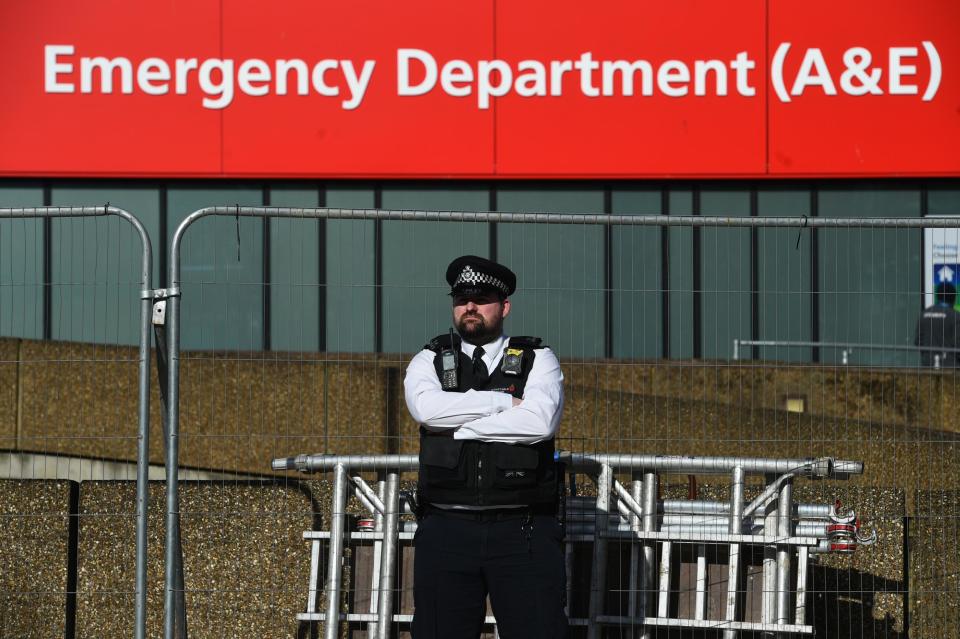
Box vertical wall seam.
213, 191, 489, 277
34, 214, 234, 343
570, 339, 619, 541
42, 183, 52, 341
158, 185, 169, 289
750, 187, 760, 360
318, 183, 327, 352
919, 184, 928, 307
374, 185, 383, 354
692, 186, 702, 359
488, 185, 498, 261
809, 185, 820, 363
262, 185, 272, 352
661, 186, 670, 359
15, 338, 22, 449
604, 186, 613, 359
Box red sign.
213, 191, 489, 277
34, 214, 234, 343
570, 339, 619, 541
0, 0, 957, 178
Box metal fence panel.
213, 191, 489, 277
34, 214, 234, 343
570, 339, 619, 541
165, 206, 959, 639
0, 206, 153, 639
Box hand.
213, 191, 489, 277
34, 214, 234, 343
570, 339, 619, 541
512, 397, 522, 407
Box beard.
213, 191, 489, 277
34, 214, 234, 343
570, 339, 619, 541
456, 313, 503, 345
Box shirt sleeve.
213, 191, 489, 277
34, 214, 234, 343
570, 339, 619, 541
403, 349, 514, 431
453, 347, 564, 444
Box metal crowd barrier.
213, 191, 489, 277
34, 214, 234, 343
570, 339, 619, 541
272, 452, 874, 639
163, 207, 943, 639
732, 338, 960, 368
0, 206, 154, 639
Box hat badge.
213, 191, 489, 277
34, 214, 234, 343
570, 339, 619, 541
459, 265, 480, 285
455, 264, 507, 293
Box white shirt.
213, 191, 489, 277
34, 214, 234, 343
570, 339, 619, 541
403, 334, 564, 444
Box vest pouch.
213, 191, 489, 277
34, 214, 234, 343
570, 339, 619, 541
491, 443, 540, 489
420, 436, 468, 489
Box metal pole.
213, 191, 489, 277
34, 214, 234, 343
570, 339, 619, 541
733, 338, 960, 357
761, 474, 778, 632
587, 463, 612, 639
775, 479, 794, 628
306, 540, 322, 615
656, 541, 672, 616
640, 471, 657, 639
723, 466, 744, 639
661, 499, 834, 518
694, 544, 707, 621
325, 464, 349, 639
375, 471, 400, 639
351, 475, 385, 515
129, 212, 154, 639
174, 205, 960, 229
613, 479, 645, 520
366, 476, 385, 639
276, 452, 864, 478
164, 243, 183, 639
743, 469, 808, 519
562, 454, 860, 477
565, 522, 845, 536
627, 471, 642, 633
795, 546, 809, 626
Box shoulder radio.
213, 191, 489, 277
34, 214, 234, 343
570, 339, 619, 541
439, 327, 459, 390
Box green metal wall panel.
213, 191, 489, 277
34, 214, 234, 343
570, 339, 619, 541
818, 187, 921, 366
929, 188, 960, 215
50, 187, 160, 346
325, 186, 375, 353
268, 187, 321, 352
168, 186, 263, 351
496, 188, 605, 359
0, 185, 44, 339
0, 178, 954, 366
610, 188, 662, 359
700, 188, 751, 360
381, 187, 489, 354
667, 189, 694, 360
757, 189, 812, 362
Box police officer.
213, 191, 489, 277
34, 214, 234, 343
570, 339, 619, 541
916, 282, 960, 367
403, 255, 568, 639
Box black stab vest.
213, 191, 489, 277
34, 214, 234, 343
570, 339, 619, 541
417, 334, 558, 508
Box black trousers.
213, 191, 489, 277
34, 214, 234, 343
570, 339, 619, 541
412, 510, 569, 639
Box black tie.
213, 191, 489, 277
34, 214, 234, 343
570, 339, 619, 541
472, 346, 489, 388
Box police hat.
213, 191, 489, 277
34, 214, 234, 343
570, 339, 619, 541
446, 255, 516, 297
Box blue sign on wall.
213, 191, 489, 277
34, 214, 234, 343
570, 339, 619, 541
932, 263, 960, 310
926, 223, 960, 311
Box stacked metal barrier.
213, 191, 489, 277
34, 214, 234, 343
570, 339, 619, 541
272, 452, 875, 638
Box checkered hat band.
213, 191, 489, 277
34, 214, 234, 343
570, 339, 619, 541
454, 265, 509, 294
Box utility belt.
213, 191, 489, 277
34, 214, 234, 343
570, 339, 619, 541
422, 504, 556, 522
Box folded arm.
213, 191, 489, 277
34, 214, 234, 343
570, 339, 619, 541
403, 349, 513, 431
454, 348, 564, 444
